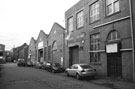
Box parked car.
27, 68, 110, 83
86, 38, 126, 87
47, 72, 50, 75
17, 58, 26, 67
65, 64, 96, 80
26, 61, 33, 67
41, 62, 47, 69
48, 63, 65, 73
35, 62, 42, 69
44, 62, 52, 71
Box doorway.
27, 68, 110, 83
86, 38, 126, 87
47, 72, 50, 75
69, 46, 79, 67
107, 52, 122, 77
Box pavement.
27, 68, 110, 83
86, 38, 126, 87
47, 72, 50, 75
89, 77, 135, 89
60, 72, 135, 89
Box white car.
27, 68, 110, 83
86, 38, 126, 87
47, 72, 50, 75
65, 64, 96, 80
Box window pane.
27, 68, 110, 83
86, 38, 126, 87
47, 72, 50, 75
90, 34, 100, 63
106, 0, 112, 5
114, 1, 119, 12
107, 31, 119, 41
107, 5, 113, 15
89, 1, 99, 22
68, 17, 73, 32
77, 11, 84, 28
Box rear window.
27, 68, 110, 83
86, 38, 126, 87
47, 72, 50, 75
80, 65, 92, 69
54, 63, 61, 67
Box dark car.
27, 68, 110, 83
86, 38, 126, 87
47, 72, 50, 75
44, 62, 52, 71
48, 63, 65, 73
17, 58, 26, 67
26, 61, 33, 67
35, 62, 43, 69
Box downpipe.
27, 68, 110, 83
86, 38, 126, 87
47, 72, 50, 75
129, 0, 135, 82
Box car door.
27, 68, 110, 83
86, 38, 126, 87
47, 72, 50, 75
68, 65, 76, 76
72, 65, 78, 76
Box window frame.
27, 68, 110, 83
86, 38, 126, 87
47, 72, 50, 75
90, 33, 101, 63
67, 16, 74, 32
76, 10, 84, 29
107, 30, 120, 42
106, 0, 120, 16
89, 0, 100, 23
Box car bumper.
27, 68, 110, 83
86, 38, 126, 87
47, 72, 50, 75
53, 69, 65, 72
80, 72, 96, 77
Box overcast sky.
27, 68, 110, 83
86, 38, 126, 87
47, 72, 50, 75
0, 0, 79, 50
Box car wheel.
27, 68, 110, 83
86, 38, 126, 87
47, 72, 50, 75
52, 70, 55, 73
92, 76, 96, 80
66, 71, 70, 77
76, 74, 80, 80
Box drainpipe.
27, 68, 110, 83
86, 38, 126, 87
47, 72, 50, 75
63, 29, 65, 67
129, 0, 135, 81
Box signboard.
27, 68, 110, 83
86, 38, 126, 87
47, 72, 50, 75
0, 56, 3, 59
106, 43, 118, 53
38, 41, 43, 49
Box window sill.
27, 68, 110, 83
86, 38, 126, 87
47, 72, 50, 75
77, 26, 84, 30
105, 11, 121, 18
89, 19, 100, 25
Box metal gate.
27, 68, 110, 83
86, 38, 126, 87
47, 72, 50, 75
107, 53, 122, 77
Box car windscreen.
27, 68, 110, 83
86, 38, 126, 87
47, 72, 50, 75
54, 63, 61, 67
80, 65, 92, 69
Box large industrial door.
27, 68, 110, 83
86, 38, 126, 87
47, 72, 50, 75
69, 46, 79, 67
107, 53, 122, 77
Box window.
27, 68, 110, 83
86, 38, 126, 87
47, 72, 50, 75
90, 33, 100, 63
52, 41, 57, 51
67, 17, 73, 32
107, 30, 120, 41
77, 10, 84, 28
106, 0, 120, 15
89, 1, 99, 23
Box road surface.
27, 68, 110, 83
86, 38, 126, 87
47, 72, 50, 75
0, 63, 112, 89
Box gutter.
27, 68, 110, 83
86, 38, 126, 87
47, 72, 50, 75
129, 0, 135, 82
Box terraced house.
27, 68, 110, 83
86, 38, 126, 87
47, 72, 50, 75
64, 0, 135, 81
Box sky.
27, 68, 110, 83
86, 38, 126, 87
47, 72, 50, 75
0, 0, 79, 50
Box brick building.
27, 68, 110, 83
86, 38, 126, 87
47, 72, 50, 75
64, 0, 135, 81
48, 23, 65, 65
28, 37, 37, 64
12, 43, 28, 61
36, 30, 48, 63
0, 44, 5, 63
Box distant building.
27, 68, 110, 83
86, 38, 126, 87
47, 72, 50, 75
12, 43, 28, 61
36, 30, 48, 63
29, 23, 65, 66
28, 37, 37, 64
5, 51, 12, 62
0, 44, 5, 63
48, 23, 65, 65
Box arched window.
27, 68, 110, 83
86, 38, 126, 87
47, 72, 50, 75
107, 30, 120, 41
52, 41, 57, 51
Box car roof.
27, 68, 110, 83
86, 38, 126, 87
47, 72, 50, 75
73, 64, 90, 66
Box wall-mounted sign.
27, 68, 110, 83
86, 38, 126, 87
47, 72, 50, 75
38, 41, 43, 49
106, 43, 118, 53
